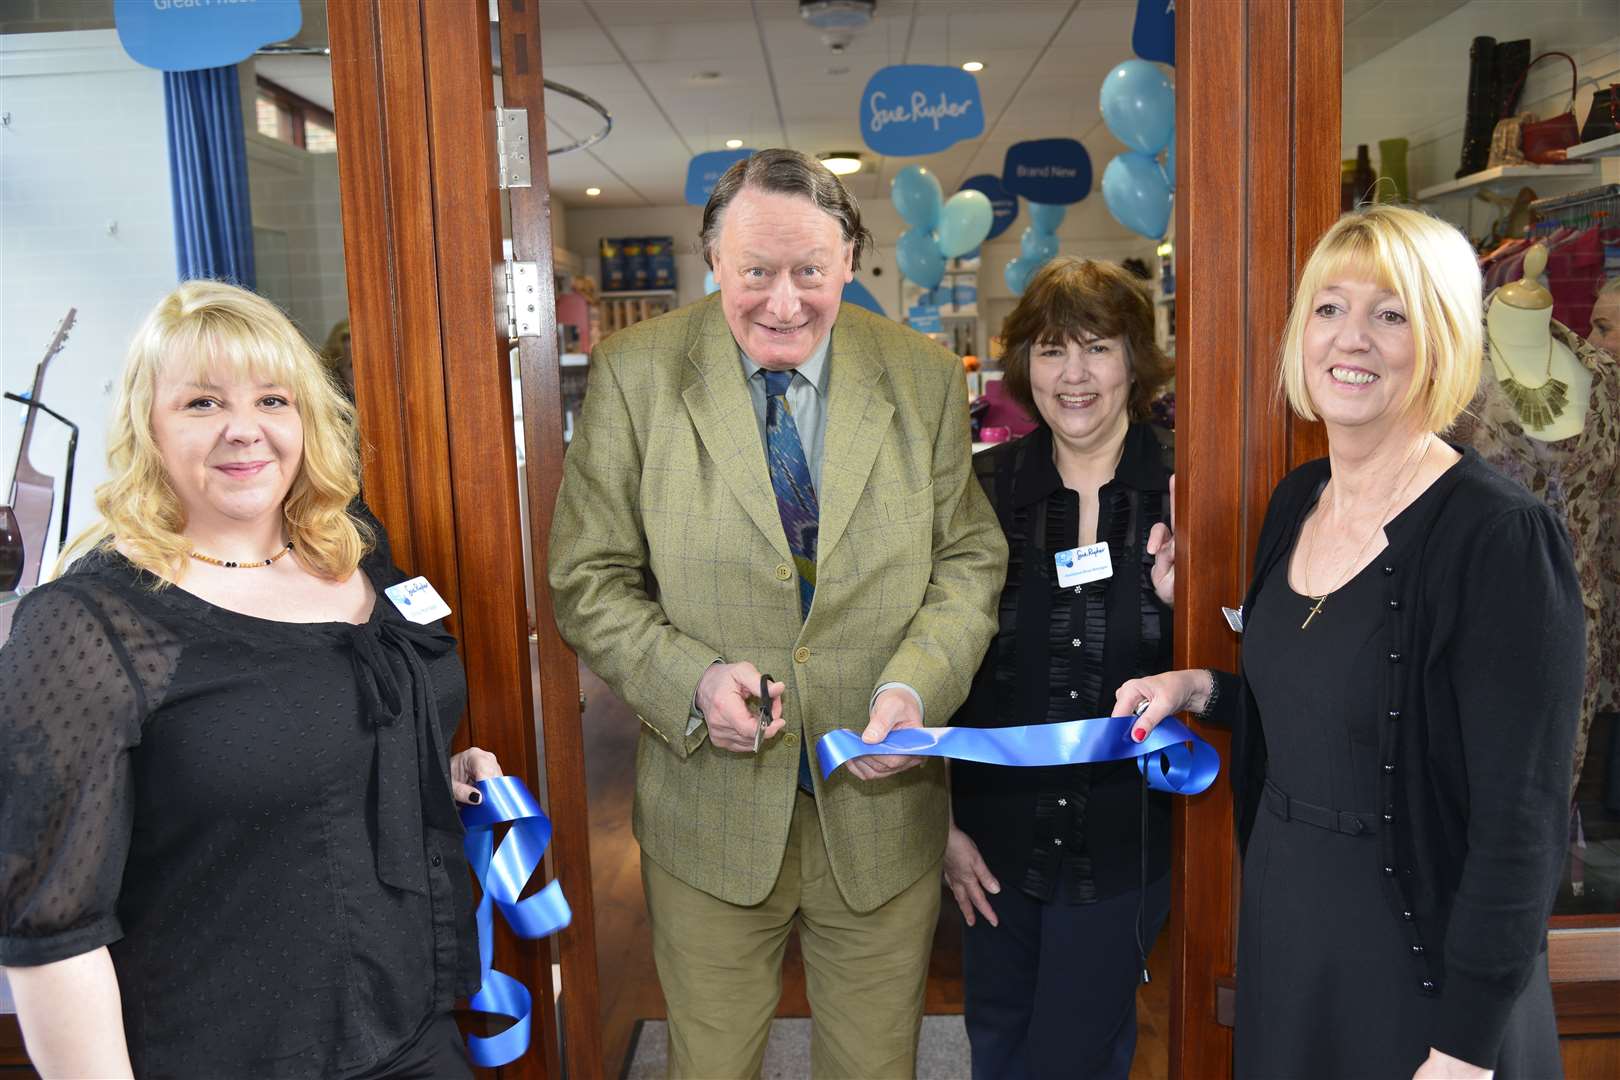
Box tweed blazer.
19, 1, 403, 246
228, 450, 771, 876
548, 294, 1006, 912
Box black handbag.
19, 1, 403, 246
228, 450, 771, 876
1579, 84, 1619, 144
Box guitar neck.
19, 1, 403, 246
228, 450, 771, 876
10, 308, 74, 493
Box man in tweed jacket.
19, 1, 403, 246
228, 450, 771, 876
549, 150, 1005, 1077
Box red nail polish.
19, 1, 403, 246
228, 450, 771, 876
1132, 727, 1145, 742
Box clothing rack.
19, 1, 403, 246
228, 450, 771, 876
1529, 183, 1619, 230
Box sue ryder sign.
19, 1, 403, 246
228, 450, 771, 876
685, 149, 755, 206
1001, 139, 1093, 205
860, 65, 984, 157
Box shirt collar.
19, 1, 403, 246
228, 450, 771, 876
739, 331, 833, 398
1009, 421, 1170, 508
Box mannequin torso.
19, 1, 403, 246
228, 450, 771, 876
1484, 245, 1593, 443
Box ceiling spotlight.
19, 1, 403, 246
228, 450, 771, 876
961, 60, 985, 72
818, 151, 864, 176
725, 138, 744, 149
585, 186, 602, 197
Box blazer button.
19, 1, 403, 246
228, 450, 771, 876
1388, 651, 1402, 664
1383, 762, 1396, 774
775, 563, 793, 580
784, 732, 799, 747
1402, 910, 1414, 921
794, 646, 811, 663
430, 853, 443, 868
1388, 598, 1401, 610
1382, 565, 1395, 575
1388, 710, 1401, 720
1411, 944, 1425, 955
1420, 980, 1436, 993
1383, 865, 1396, 877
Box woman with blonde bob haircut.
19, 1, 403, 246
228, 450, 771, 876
1, 281, 501, 1079
1117, 205, 1583, 1079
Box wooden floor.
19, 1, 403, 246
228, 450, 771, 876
580, 665, 1170, 1077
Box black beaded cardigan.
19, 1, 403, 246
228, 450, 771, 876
1208, 446, 1583, 1068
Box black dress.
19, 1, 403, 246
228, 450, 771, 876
0, 528, 479, 1079
1235, 511, 1561, 1079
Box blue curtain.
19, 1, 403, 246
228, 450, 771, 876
164, 66, 256, 288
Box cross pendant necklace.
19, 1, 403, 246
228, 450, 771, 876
1301, 594, 1328, 630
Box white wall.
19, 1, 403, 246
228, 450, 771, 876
247, 132, 348, 345
0, 29, 178, 554
1343, 0, 1620, 237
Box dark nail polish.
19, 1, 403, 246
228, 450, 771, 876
468, 789, 482, 805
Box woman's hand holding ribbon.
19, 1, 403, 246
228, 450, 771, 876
451, 746, 503, 805
1113, 668, 1217, 743
943, 824, 1001, 928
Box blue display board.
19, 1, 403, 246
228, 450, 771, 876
959, 174, 1019, 241
685, 149, 755, 206
1133, 0, 1176, 66
907, 304, 944, 334
115, 0, 302, 72
861, 65, 984, 157
1001, 139, 1093, 206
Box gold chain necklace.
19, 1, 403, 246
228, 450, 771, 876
190, 540, 294, 569
1299, 435, 1430, 630
1487, 329, 1568, 430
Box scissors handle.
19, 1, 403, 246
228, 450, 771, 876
753, 673, 775, 753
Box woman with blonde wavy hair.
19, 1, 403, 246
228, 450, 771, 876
1, 281, 500, 1079
1118, 205, 1581, 1079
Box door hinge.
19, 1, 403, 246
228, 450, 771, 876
496, 107, 532, 189
501, 260, 541, 339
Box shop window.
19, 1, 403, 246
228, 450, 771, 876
255, 77, 337, 154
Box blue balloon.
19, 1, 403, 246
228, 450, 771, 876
937, 189, 994, 258
703, 270, 718, 295
896, 226, 946, 289
1027, 202, 1067, 233
1163, 138, 1176, 192
1004, 255, 1041, 295
1019, 227, 1059, 263
891, 166, 943, 230
1102, 152, 1172, 239
1099, 59, 1175, 155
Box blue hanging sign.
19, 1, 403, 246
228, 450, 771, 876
843, 278, 887, 317
1133, 0, 1176, 66
1001, 139, 1093, 206
114, 0, 302, 73
960, 174, 1019, 241
908, 304, 944, 334
685, 148, 755, 206
861, 65, 984, 157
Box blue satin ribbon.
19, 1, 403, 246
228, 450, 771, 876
817, 714, 1220, 795
459, 776, 573, 1068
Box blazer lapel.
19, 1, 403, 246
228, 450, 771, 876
681, 301, 793, 561
817, 310, 894, 563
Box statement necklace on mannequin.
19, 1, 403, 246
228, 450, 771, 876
189, 540, 294, 569
1298, 435, 1430, 630
1488, 328, 1568, 430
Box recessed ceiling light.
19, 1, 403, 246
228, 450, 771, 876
827, 64, 850, 76
725, 138, 744, 149
962, 60, 985, 72
690, 70, 723, 82
585, 187, 601, 197
817, 151, 863, 176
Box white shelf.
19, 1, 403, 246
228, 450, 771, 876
560, 352, 589, 367
1566, 132, 1620, 161
1417, 163, 1596, 201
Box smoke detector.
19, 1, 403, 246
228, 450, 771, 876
800, 0, 875, 52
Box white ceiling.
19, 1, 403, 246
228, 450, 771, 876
533, 0, 1144, 209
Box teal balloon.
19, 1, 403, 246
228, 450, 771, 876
936, 189, 994, 258
1027, 201, 1066, 233
1102, 152, 1172, 239
896, 225, 946, 289
1099, 59, 1175, 155
1020, 226, 1059, 263
1004, 255, 1041, 294
891, 166, 943, 230
703, 270, 718, 295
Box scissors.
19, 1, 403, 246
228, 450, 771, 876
753, 673, 774, 753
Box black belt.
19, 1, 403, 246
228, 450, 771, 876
1262, 779, 1377, 836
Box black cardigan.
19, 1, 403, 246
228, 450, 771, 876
1210, 446, 1583, 1068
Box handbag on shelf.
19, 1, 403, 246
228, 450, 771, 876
1579, 83, 1619, 144
1486, 113, 1530, 168
1504, 51, 1582, 164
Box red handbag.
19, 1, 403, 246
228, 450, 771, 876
1504, 51, 1581, 164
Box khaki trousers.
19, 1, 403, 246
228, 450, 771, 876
641, 790, 942, 1079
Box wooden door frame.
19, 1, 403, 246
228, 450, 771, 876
330, 1, 601, 1075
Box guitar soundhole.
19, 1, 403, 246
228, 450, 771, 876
0, 506, 23, 592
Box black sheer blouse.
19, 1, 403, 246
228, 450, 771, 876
951, 422, 1174, 903
0, 524, 478, 1078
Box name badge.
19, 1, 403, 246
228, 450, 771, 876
1222, 606, 1245, 633
385, 576, 452, 624
1055, 542, 1112, 587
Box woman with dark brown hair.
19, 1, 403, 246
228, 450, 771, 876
946, 256, 1176, 1079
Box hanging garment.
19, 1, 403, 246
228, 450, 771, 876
1545, 228, 1605, 339
1457, 315, 1620, 786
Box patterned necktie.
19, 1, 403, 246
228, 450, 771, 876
763, 370, 819, 619
763, 370, 820, 795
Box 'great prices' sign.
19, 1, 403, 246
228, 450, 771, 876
115, 0, 302, 72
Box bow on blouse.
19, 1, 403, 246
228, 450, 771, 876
346, 615, 461, 895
